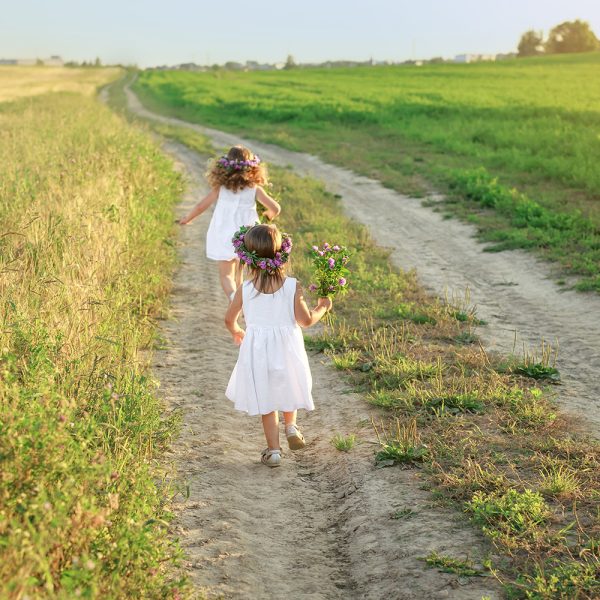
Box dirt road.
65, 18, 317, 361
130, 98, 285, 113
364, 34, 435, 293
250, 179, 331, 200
125, 84, 600, 437
149, 136, 501, 598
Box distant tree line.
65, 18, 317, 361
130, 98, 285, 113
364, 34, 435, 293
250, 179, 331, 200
65, 58, 103, 67
518, 20, 599, 57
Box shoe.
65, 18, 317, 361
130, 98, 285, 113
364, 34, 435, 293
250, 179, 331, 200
261, 448, 282, 468
285, 425, 306, 450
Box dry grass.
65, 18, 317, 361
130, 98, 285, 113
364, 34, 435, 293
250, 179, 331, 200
0, 89, 188, 597
0, 66, 121, 102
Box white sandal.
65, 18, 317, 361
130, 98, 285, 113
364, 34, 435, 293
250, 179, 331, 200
261, 448, 282, 468
285, 425, 306, 450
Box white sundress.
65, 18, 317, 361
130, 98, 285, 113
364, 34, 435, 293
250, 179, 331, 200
226, 278, 315, 416
206, 186, 259, 261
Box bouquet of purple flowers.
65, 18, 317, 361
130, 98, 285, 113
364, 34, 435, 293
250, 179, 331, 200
308, 243, 350, 298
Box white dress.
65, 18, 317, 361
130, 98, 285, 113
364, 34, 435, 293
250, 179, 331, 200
226, 278, 315, 416
206, 186, 259, 260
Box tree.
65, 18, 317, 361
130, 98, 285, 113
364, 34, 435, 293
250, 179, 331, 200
94, 57, 102, 67
546, 20, 599, 54
284, 54, 296, 70
518, 30, 544, 57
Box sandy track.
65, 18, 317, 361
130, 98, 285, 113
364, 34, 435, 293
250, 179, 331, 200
149, 137, 502, 599
125, 84, 600, 437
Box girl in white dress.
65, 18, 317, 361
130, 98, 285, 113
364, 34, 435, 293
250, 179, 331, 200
225, 224, 332, 467
179, 146, 281, 299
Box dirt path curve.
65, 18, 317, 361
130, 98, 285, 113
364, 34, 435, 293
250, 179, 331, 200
125, 84, 600, 437
146, 136, 502, 598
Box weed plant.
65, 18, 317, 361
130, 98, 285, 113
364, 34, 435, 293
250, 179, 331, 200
331, 434, 356, 452
423, 550, 485, 577
372, 418, 428, 465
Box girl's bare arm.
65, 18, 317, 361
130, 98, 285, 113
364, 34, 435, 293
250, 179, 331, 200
179, 187, 219, 224
294, 284, 332, 327
224, 286, 245, 344
256, 187, 281, 220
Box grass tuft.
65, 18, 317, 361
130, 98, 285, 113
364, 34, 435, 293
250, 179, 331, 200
423, 550, 485, 577
373, 418, 428, 465
538, 465, 581, 500
331, 433, 357, 452
467, 488, 549, 540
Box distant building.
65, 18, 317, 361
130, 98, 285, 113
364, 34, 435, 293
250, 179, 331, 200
245, 61, 274, 71
454, 54, 496, 64
44, 55, 64, 67
1, 56, 64, 66
495, 52, 517, 61
176, 62, 202, 71
318, 60, 370, 68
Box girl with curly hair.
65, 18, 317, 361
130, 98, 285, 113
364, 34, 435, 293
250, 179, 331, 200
179, 145, 280, 300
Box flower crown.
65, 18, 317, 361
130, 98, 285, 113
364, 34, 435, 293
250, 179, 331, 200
217, 154, 261, 172
232, 225, 292, 274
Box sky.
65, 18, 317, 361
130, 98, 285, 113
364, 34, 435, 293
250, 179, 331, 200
1, 0, 599, 67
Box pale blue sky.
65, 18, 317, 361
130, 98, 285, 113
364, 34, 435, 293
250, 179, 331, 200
1, 0, 599, 67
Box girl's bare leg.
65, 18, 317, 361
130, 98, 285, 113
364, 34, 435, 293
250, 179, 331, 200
261, 411, 280, 449
218, 259, 238, 299
283, 411, 297, 429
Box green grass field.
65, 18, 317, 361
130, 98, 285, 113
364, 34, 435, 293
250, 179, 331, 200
0, 74, 188, 598
135, 53, 600, 290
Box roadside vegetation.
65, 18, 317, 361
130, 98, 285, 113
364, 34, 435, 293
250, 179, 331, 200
269, 165, 600, 598
0, 76, 189, 597
134, 53, 600, 291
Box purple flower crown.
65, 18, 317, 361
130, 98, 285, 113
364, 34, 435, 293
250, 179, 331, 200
232, 225, 292, 274
217, 154, 261, 172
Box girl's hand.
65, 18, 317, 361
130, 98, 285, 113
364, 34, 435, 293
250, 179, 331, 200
256, 187, 281, 221
177, 217, 189, 226
317, 297, 333, 312
232, 329, 245, 346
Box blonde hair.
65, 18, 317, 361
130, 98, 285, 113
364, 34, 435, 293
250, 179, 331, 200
206, 145, 268, 192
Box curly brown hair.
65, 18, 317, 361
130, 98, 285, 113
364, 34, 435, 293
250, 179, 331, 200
206, 145, 268, 192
